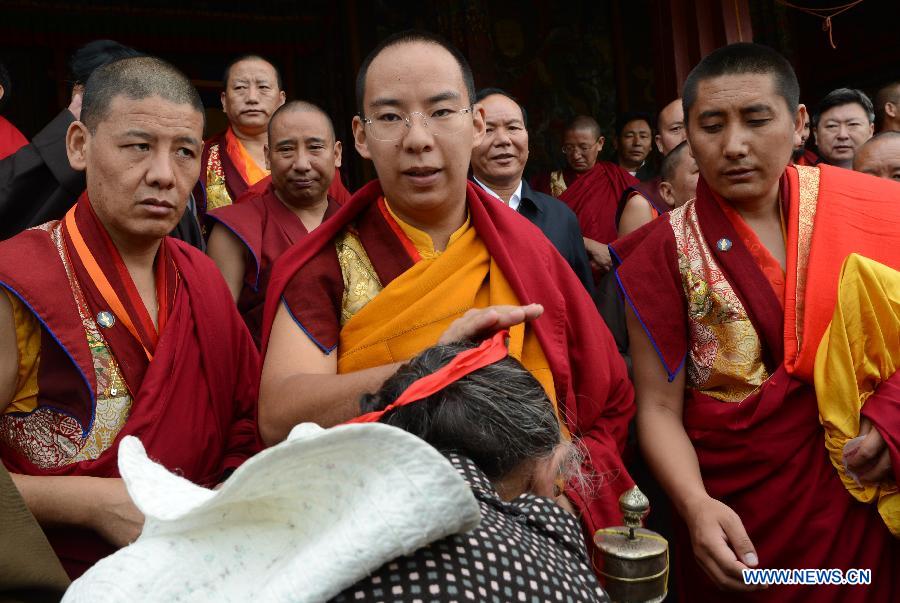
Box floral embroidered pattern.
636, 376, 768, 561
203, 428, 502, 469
205, 143, 232, 211
0, 222, 133, 468
791, 165, 821, 349
669, 201, 769, 402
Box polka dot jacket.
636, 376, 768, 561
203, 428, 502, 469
332, 453, 610, 603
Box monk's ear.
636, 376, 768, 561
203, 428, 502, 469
66, 121, 89, 173
886, 102, 897, 119
264, 144, 271, 171
220, 91, 227, 113
333, 140, 343, 169
658, 181, 677, 208
793, 104, 808, 146
277, 90, 286, 107
471, 103, 486, 148
352, 115, 372, 160
597, 136, 606, 153
654, 133, 663, 154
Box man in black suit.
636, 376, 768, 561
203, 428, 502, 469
470, 88, 594, 293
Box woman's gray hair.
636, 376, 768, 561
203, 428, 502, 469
361, 341, 569, 483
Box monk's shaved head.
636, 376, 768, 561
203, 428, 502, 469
853, 131, 900, 181
661, 140, 689, 183
81, 56, 204, 132
682, 42, 799, 124
269, 100, 335, 143
565, 115, 602, 140
356, 29, 475, 115
658, 140, 699, 208
860, 130, 900, 144
875, 81, 900, 132
223, 54, 283, 90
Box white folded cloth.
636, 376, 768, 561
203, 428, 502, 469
64, 422, 481, 602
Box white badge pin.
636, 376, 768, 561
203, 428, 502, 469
97, 311, 116, 328
716, 238, 733, 252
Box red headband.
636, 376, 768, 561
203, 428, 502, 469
346, 330, 510, 424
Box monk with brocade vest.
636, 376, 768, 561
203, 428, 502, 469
613, 43, 900, 602
0, 57, 260, 579
207, 101, 343, 347
200, 55, 351, 215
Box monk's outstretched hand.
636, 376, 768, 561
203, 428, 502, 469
846, 417, 894, 485
438, 304, 543, 345
91, 477, 145, 548
685, 495, 766, 592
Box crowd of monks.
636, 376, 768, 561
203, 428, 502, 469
0, 32, 899, 602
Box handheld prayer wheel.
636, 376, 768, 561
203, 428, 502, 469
593, 486, 668, 603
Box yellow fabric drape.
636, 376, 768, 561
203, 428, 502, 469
2, 289, 40, 414
815, 253, 900, 537
336, 220, 566, 437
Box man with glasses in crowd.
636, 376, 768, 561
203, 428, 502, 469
534, 116, 637, 275
257, 30, 636, 542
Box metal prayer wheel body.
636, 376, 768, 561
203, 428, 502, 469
593, 487, 669, 603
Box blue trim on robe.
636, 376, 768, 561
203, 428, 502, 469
281, 296, 337, 354
206, 215, 262, 293
0, 281, 96, 437
608, 247, 686, 382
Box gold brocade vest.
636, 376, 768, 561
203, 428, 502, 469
550, 170, 568, 198
669, 200, 770, 402
668, 167, 818, 402
0, 222, 132, 469
204, 142, 233, 211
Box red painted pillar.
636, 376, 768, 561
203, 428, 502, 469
651, 0, 753, 103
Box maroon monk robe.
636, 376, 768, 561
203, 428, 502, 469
0, 198, 261, 578
200, 130, 353, 214
328, 167, 353, 205
207, 177, 340, 347
611, 171, 899, 602
261, 180, 636, 541
795, 149, 822, 166
559, 161, 638, 245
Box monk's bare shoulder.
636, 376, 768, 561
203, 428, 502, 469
619, 193, 656, 237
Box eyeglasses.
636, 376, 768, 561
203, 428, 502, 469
561, 143, 599, 155
362, 107, 473, 142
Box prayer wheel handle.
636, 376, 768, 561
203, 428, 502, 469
620, 486, 650, 540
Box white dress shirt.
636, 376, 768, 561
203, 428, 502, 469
473, 176, 523, 212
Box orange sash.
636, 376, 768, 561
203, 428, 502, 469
225, 127, 268, 186
63, 206, 170, 361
